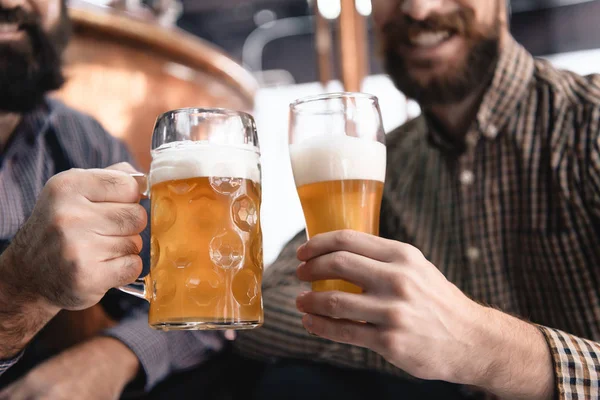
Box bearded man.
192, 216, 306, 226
237, 1, 600, 399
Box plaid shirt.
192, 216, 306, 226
237, 37, 600, 399
0, 99, 224, 390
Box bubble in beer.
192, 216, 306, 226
151, 237, 160, 270
209, 230, 244, 269
186, 268, 222, 306
152, 196, 177, 233
168, 182, 198, 195
232, 269, 259, 306
209, 176, 243, 195
232, 195, 258, 232
165, 243, 198, 269
153, 269, 176, 304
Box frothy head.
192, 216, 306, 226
289, 136, 386, 187
150, 141, 261, 186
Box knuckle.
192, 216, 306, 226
133, 235, 144, 253
330, 252, 348, 273
377, 329, 399, 352
96, 171, 138, 200
121, 256, 143, 282
335, 230, 356, 246
399, 243, 423, 262
132, 204, 148, 229
110, 206, 145, 234
383, 306, 403, 326
125, 236, 142, 254
389, 274, 405, 295
51, 209, 81, 231
325, 294, 341, 315
46, 171, 79, 196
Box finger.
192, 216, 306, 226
91, 203, 148, 236
79, 169, 141, 203
297, 230, 397, 262
96, 235, 144, 262
302, 314, 379, 350
297, 291, 389, 324
101, 255, 143, 288
296, 251, 386, 291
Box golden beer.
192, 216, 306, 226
297, 179, 384, 293
118, 108, 264, 330
290, 135, 387, 294
147, 176, 263, 329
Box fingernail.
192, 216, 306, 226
297, 243, 307, 258
296, 262, 306, 279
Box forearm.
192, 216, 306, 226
103, 308, 225, 391
469, 307, 554, 400
71, 336, 140, 385
0, 247, 59, 359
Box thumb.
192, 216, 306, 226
105, 163, 148, 197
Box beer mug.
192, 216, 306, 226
288, 93, 386, 294
120, 108, 264, 331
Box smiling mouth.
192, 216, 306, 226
0, 22, 19, 33
407, 30, 453, 48
0, 22, 26, 40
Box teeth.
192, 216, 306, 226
410, 31, 450, 48
0, 24, 18, 34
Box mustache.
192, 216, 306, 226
0, 7, 39, 27
382, 8, 479, 44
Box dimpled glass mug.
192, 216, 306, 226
120, 108, 264, 331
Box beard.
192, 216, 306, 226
0, 3, 71, 113
381, 5, 501, 107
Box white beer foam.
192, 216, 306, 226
289, 135, 386, 187
150, 141, 261, 186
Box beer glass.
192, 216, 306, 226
289, 93, 386, 294
120, 108, 264, 331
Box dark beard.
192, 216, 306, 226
380, 4, 501, 107
0, 4, 71, 113
384, 36, 500, 106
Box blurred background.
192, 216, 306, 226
56, 0, 600, 266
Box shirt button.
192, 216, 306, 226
466, 132, 478, 147
467, 247, 480, 261
485, 125, 499, 139
460, 170, 474, 186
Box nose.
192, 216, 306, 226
0, 0, 25, 9
400, 0, 445, 20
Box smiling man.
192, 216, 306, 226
0, 0, 223, 398
237, 0, 600, 399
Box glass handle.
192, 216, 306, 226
118, 278, 149, 301
130, 173, 150, 198
118, 173, 150, 300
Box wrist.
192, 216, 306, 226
0, 247, 59, 358
467, 306, 553, 399
0, 243, 59, 314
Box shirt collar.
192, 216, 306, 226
17, 99, 53, 142
424, 37, 535, 153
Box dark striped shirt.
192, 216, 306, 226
236, 37, 600, 399
0, 99, 224, 390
